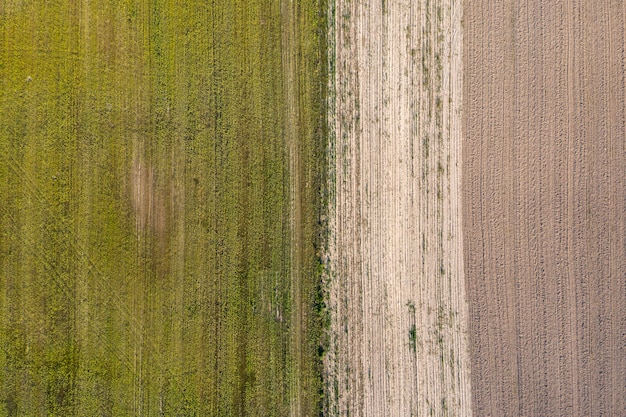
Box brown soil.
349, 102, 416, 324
463, 1, 626, 415
130, 140, 171, 246
325, 0, 472, 415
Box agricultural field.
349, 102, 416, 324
0, 0, 327, 415
324, 0, 472, 415
2, 0, 625, 416
463, 0, 626, 415
324, 0, 625, 415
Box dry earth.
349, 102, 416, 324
325, 0, 472, 415
463, 0, 626, 415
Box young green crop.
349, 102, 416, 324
0, 0, 328, 415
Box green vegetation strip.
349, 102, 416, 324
0, 0, 328, 415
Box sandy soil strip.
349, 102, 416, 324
325, 0, 472, 415
463, 0, 626, 415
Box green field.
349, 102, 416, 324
0, 0, 328, 415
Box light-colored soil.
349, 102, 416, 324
325, 0, 472, 415
463, 0, 626, 415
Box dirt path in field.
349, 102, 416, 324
463, 1, 626, 415
325, 0, 472, 415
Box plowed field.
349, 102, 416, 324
464, 1, 626, 415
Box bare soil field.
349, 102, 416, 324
463, 0, 626, 415
325, 0, 472, 415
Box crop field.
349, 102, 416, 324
0, 0, 327, 415
2, 0, 625, 416
324, 0, 625, 415
324, 0, 472, 415
463, 0, 626, 415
